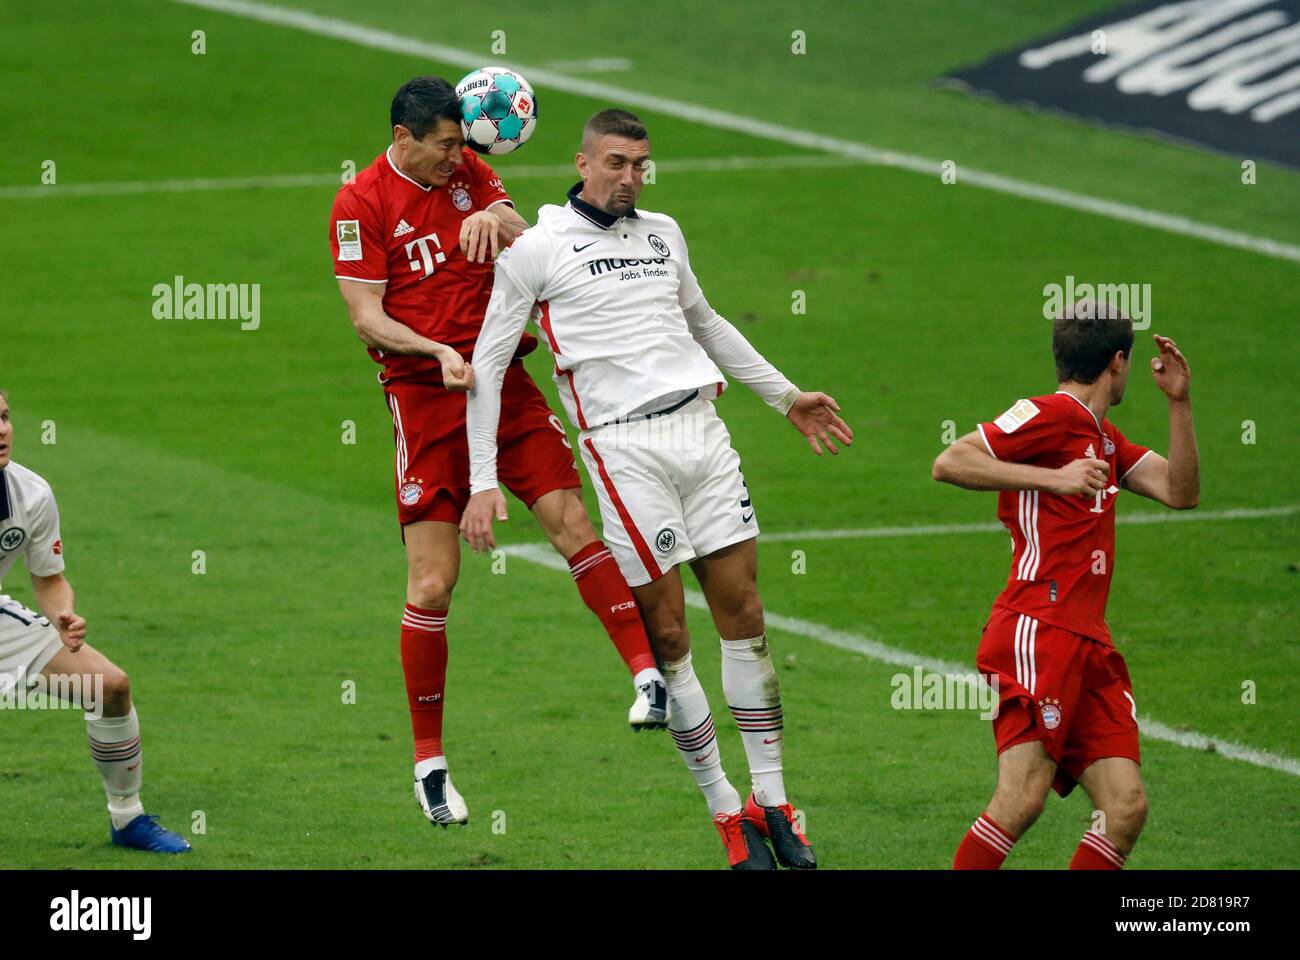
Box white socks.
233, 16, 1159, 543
87, 707, 145, 830
661, 652, 741, 816
722, 634, 787, 807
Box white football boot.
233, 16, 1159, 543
628, 678, 671, 731
414, 764, 469, 827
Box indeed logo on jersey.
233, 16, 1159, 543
586, 256, 669, 279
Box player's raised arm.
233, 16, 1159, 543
461, 248, 542, 552
1118, 334, 1200, 509
676, 231, 853, 456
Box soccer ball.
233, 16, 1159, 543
455, 68, 538, 156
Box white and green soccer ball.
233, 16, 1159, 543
455, 67, 537, 156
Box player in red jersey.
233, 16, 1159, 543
932, 300, 1200, 869
330, 77, 668, 828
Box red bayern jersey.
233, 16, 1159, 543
977, 390, 1152, 644
330, 146, 530, 383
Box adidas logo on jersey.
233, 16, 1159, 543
393, 219, 415, 238
1085, 443, 1096, 459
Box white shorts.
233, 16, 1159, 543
0, 596, 63, 695
577, 395, 758, 586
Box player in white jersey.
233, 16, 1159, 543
462, 110, 853, 870
0, 391, 190, 853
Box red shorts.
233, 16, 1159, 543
383, 361, 581, 526
978, 604, 1140, 797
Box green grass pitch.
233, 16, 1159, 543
1, 0, 1296, 868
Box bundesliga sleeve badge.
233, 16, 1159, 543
336, 220, 363, 261
994, 398, 1040, 434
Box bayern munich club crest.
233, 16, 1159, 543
1039, 697, 1062, 730
0, 527, 25, 552
399, 480, 423, 507
655, 528, 676, 553
648, 234, 670, 257
451, 186, 472, 212
1103, 435, 1116, 456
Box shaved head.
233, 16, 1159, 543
581, 109, 648, 155
575, 108, 651, 219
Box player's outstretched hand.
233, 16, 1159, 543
1054, 458, 1110, 498
787, 391, 854, 456
459, 211, 502, 264
461, 489, 508, 553
1150, 334, 1190, 402
438, 349, 476, 391
57, 612, 86, 653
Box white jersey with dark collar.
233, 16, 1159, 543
491, 190, 725, 430
468, 185, 800, 494
0, 462, 65, 593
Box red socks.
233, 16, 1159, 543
400, 604, 448, 762
1070, 830, 1127, 869
953, 814, 1016, 869
567, 541, 656, 676
399, 541, 650, 765
953, 816, 1128, 869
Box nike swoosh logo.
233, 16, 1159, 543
763, 737, 783, 745
573, 241, 599, 252
742, 511, 754, 523
693, 749, 715, 762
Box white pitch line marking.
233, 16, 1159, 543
170, 0, 1300, 266
758, 504, 1300, 543
499, 538, 1300, 779
0, 154, 864, 200
543, 57, 632, 73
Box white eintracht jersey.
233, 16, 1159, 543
468, 185, 799, 494
0, 462, 65, 594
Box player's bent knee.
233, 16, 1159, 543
991, 769, 1050, 833
710, 585, 764, 639
99, 666, 131, 713
408, 574, 456, 610
648, 625, 690, 664
1109, 788, 1149, 840
997, 795, 1045, 836
1013, 787, 1047, 827
561, 493, 594, 530
732, 597, 765, 639
559, 513, 598, 556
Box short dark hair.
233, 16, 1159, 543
1052, 299, 1134, 384
583, 108, 648, 149
391, 76, 462, 141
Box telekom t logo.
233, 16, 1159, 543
406, 231, 445, 279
